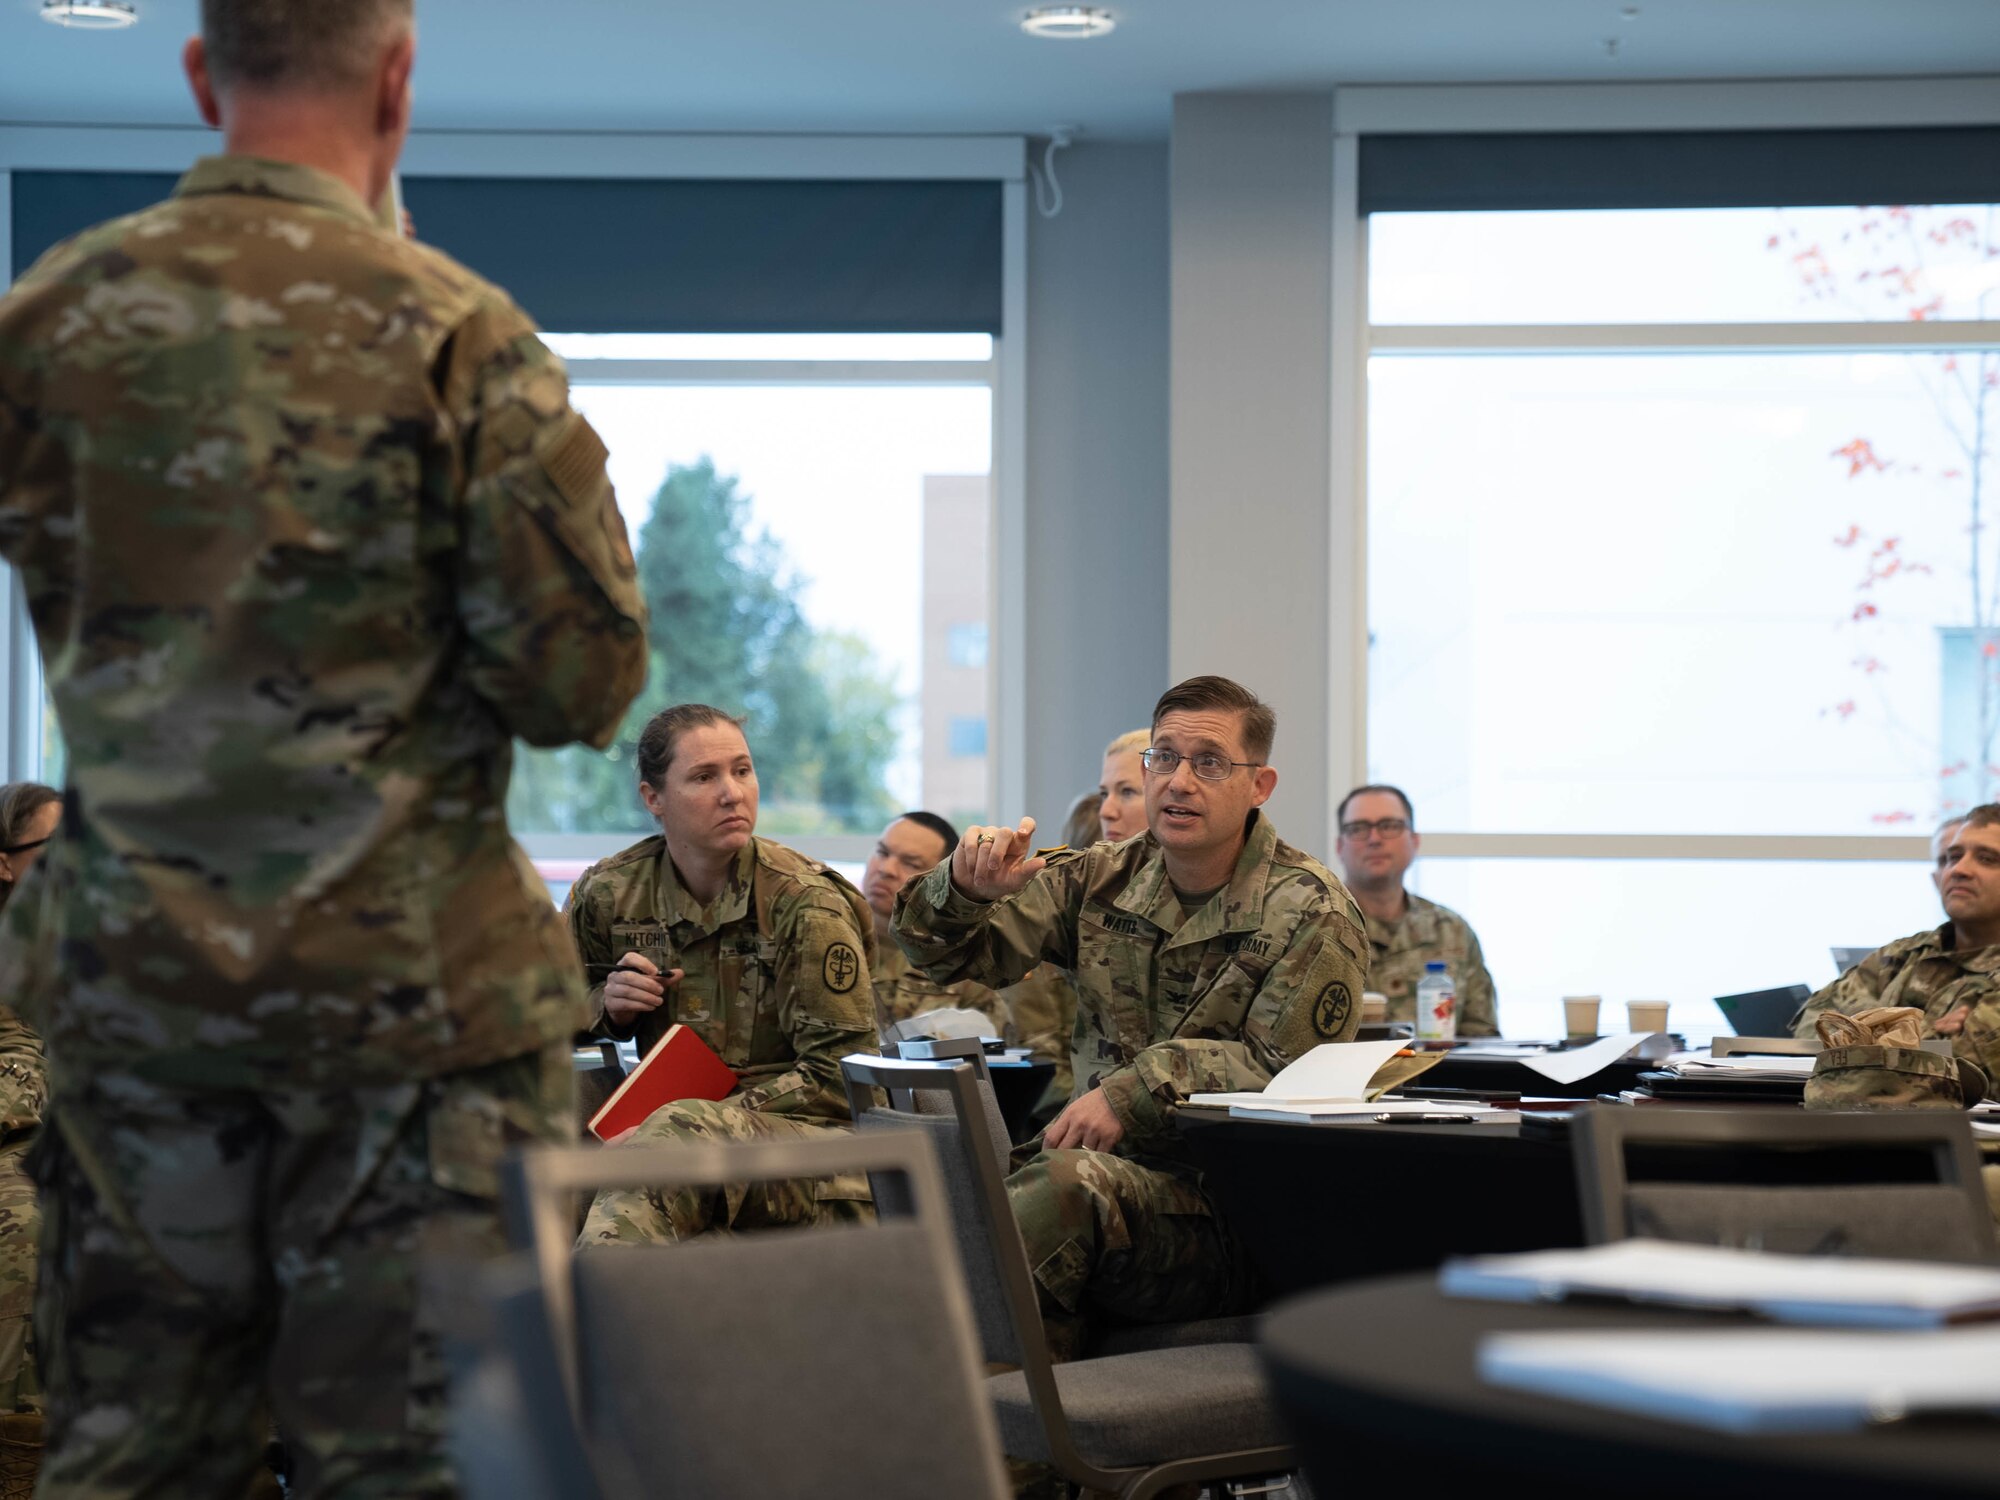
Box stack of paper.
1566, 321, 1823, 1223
1480, 1324, 2000, 1433
1442, 1239, 2000, 1327
1662, 1051, 1818, 1081
1186, 1040, 1515, 1123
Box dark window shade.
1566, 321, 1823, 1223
12, 171, 1004, 334
10, 170, 176, 279
1359, 127, 2000, 214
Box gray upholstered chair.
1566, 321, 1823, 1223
502, 1130, 1010, 1500
1571, 1104, 1998, 1263
841, 1053, 1298, 1500
442, 1254, 614, 1500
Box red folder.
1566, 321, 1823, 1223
587, 1024, 739, 1142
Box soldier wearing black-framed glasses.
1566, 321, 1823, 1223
1334, 783, 1499, 1038
1139, 747, 1262, 782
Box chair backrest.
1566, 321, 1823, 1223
841, 1055, 1034, 1367
507, 1131, 1010, 1500
1571, 1105, 1998, 1263
439, 1255, 614, 1500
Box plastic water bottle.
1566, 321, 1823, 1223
1415, 961, 1458, 1042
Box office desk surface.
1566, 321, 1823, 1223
1262, 1273, 1998, 1500
1176, 1111, 1583, 1295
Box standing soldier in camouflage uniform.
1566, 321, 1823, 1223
0, 785, 58, 1498
571, 706, 881, 1244
895, 676, 1369, 1356
0, 3, 648, 1493
1793, 802, 2000, 1085
862, 812, 1010, 1039
1334, 784, 1499, 1036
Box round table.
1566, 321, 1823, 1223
1261, 1273, 2000, 1499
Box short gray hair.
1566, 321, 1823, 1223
200, 0, 414, 91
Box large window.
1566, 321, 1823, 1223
1367, 201, 2000, 1034
506, 333, 996, 858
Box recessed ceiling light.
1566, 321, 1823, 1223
40, 0, 139, 28
1021, 6, 1116, 40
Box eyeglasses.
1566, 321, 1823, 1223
1339, 818, 1410, 840
1141, 748, 1262, 783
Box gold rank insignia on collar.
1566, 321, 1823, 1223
1036, 845, 1071, 857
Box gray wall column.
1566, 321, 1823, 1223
1022, 142, 1171, 835
1169, 91, 1339, 857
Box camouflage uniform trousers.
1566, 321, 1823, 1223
1005, 1147, 1255, 1364
0, 1135, 37, 1416
32, 1042, 573, 1500
577, 1098, 872, 1246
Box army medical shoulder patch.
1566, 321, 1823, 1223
1312, 980, 1353, 1039
822, 942, 861, 994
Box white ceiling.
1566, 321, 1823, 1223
3, 0, 1998, 142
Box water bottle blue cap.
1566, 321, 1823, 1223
1424, 962, 1446, 972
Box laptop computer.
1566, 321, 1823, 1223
1830, 946, 1873, 975
1713, 983, 1812, 1036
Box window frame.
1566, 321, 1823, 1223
0, 127, 1030, 869
1331, 84, 2000, 867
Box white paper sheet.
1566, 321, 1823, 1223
1515, 1032, 1655, 1085
1480, 1325, 2000, 1433
1226, 1097, 1515, 1123
1185, 1037, 1411, 1109
1441, 1239, 2000, 1327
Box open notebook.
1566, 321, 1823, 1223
1185, 1040, 1512, 1123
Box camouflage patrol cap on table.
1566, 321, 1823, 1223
1804, 1006, 1989, 1110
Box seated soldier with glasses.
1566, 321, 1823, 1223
894, 675, 1368, 1356
1334, 784, 1499, 1036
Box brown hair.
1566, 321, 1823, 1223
1150, 676, 1275, 763
1062, 791, 1105, 849
0, 782, 60, 912
201, 0, 413, 90
1960, 804, 2000, 832
1339, 784, 1415, 828
635, 704, 748, 789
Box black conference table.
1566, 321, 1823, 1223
1261, 1273, 1999, 1500
1176, 1111, 1584, 1295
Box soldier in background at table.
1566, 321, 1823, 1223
569, 704, 881, 1245
1934, 814, 1967, 896
1334, 785, 1499, 1037
895, 675, 1369, 1356
863, 812, 1009, 1041
1794, 801, 2000, 1088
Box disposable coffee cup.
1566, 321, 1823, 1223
1562, 995, 1601, 1038
1627, 1000, 1669, 1034
1361, 992, 1389, 1025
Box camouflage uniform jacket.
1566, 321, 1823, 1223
894, 811, 1370, 1161
870, 938, 1008, 1042
1366, 892, 1499, 1037
0, 157, 647, 1089
568, 836, 879, 1121
0, 1006, 42, 1136
1006, 963, 1079, 1102
1792, 924, 2000, 1080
